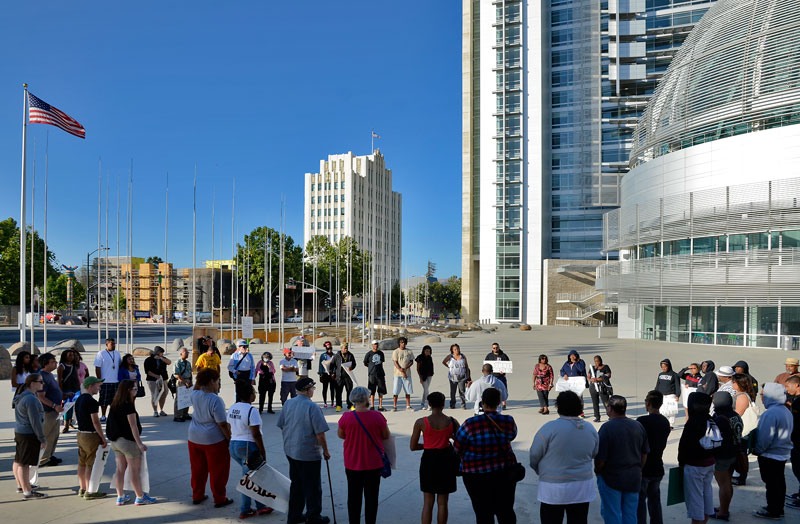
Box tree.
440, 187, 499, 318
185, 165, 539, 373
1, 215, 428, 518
0, 218, 59, 304
111, 289, 126, 311
146, 256, 163, 265
46, 273, 85, 311
391, 281, 401, 312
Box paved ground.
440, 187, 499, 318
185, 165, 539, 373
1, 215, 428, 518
1, 325, 793, 523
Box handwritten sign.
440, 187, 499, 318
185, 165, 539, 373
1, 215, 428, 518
242, 316, 254, 339
483, 360, 513, 374
290, 347, 316, 361
177, 385, 192, 411
555, 376, 586, 395
240, 463, 291, 513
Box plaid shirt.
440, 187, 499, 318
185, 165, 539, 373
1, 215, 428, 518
453, 412, 517, 474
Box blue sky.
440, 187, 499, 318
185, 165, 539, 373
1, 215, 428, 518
0, 1, 462, 279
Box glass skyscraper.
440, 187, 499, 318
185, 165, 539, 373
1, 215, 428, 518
462, 0, 716, 324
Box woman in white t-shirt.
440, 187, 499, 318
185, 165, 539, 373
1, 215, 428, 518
227, 382, 271, 519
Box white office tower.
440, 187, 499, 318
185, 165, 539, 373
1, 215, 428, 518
462, 0, 716, 324
303, 150, 402, 288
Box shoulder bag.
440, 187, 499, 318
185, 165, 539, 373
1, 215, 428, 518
485, 414, 525, 482
741, 401, 760, 437
353, 411, 391, 478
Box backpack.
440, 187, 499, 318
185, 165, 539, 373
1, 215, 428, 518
699, 419, 723, 450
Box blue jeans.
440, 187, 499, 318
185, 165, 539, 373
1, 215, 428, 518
230, 440, 266, 514
597, 475, 639, 524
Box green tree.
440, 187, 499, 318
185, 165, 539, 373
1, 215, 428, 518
146, 256, 164, 265
46, 273, 85, 311
0, 218, 59, 304
112, 289, 126, 311
391, 280, 401, 312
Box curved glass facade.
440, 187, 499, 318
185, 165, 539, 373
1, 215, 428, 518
631, 0, 800, 167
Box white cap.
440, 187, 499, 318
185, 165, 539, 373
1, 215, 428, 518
371, 339, 379, 345
716, 366, 734, 377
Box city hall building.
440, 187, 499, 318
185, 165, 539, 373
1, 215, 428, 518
597, 0, 800, 348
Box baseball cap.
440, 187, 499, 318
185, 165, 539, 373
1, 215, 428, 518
296, 377, 316, 391
371, 339, 379, 345
83, 376, 104, 388
786, 357, 799, 366
715, 366, 734, 377
237, 339, 249, 347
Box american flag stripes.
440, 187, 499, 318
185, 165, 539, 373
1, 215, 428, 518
372, 131, 381, 139
28, 92, 85, 139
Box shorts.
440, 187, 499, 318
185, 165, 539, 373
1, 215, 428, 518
683, 464, 714, 520
714, 457, 735, 472
99, 382, 119, 407
147, 379, 168, 404
368, 375, 387, 396
110, 437, 142, 459
14, 433, 42, 466
393, 376, 413, 396
77, 433, 103, 467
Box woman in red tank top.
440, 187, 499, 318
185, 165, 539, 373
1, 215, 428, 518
410, 391, 460, 524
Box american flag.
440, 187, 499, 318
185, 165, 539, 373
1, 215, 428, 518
28, 92, 85, 139
372, 131, 381, 139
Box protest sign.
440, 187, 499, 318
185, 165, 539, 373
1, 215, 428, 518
29, 448, 45, 485
239, 463, 291, 513
112, 450, 150, 493
242, 316, 254, 339
291, 347, 315, 361
483, 360, 513, 374
555, 376, 586, 395
177, 385, 192, 411
88, 445, 110, 493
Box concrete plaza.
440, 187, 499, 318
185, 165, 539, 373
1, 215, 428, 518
0, 325, 792, 523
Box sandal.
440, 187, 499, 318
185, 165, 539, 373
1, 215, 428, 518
239, 509, 257, 519
710, 511, 730, 521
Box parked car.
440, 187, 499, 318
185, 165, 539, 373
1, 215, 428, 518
46, 312, 61, 323
286, 314, 303, 323
58, 315, 84, 326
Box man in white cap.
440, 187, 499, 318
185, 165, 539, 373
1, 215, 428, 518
716, 366, 735, 396
228, 339, 256, 385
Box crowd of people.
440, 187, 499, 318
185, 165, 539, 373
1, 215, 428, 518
9, 336, 800, 523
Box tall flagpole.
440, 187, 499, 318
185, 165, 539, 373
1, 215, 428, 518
19, 84, 29, 343
43, 133, 49, 351
163, 172, 168, 350
97, 161, 101, 351
105, 174, 109, 340
192, 166, 197, 329
116, 172, 120, 345
231, 179, 235, 339
211, 189, 215, 329
30, 138, 36, 346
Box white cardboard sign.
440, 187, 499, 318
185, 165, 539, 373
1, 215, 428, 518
483, 360, 513, 374
242, 316, 254, 339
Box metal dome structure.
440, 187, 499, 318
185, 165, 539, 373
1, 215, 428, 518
630, 0, 800, 168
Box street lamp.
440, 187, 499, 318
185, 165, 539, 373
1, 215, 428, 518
86, 246, 108, 328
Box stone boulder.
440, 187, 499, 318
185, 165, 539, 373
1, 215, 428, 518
133, 347, 152, 357
10, 341, 41, 356
391, 328, 399, 334
508, 323, 520, 329
219, 339, 232, 347
417, 335, 441, 344
443, 331, 459, 338
184, 336, 194, 349
317, 332, 327, 337
170, 337, 184, 353
52, 339, 86, 354
250, 338, 263, 344
398, 328, 408, 335
221, 342, 235, 355
314, 337, 341, 349
0, 346, 11, 380
289, 336, 310, 347
377, 338, 399, 351
520, 324, 532, 331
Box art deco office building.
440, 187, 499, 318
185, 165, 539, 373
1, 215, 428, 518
303, 150, 402, 287
598, 0, 800, 348
462, 0, 716, 324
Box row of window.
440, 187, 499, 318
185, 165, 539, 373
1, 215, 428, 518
636, 230, 800, 258
310, 208, 345, 217
311, 221, 345, 230
645, 9, 708, 30
311, 195, 346, 204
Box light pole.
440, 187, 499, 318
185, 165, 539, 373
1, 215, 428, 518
86, 246, 108, 329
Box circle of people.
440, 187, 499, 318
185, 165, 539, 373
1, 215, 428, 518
10, 337, 800, 524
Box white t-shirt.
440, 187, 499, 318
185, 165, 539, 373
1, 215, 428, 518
227, 402, 261, 442
93, 349, 121, 383
280, 358, 298, 382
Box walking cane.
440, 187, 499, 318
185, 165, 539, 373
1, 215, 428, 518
325, 457, 337, 524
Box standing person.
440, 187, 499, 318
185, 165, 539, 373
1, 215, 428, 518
277, 377, 332, 524
318, 341, 335, 408
12, 375, 47, 499
485, 342, 510, 409
256, 352, 276, 414
228, 382, 272, 519
119, 353, 142, 383
466, 364, 509, 415
337, 386, 390, 524
595, 396, 649, 524
329, 343, 357, 412
655, 359, 681, 428
529, 390, 599, 524
363, 340, 387, 411
75, 351, 89, 385
227, 339, 256, 385
716, 366, 735, 396
195, 340, 222, 374
731, 373, 755, 486
188, 369, 232, 508
696, 361, 719, 396
784, 375, 800, 406
678, 363, 702, 418
416, 345, 435, 410
11, 351, 34, 391
752, 383, 793, 520
636, 391, 670, 524
279, 348, 300, 405
173, 347, 193, 422
94, 337, 121, 422
775, 357, 800, 386
443, 344, 470, 410
560, 351, 588, 416
678, 392, 716, 524
37, 353, 64, 467
588, 355, 612, 423
143, 346, 171, 418
75, 377, 108, 499
57, 349, 81, 433
732, 360, 759, 398
392, 337, 415, 411
410, 392, 460, 524
709, 392, 741, 521
533, 354, 555, 415
454, 388, 519, 524
106, 379, 156, 506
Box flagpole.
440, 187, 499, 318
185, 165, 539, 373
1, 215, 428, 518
105, 174, 109, 340
211, 188, 215, 330
164, 172, 168, 350
97, 161, 101, 351
43, 133, 49, 350
19, 84, 28, 343
116, 172, 120, 345
30, 138, 36, 346
231, 178, 235, 340
192, 166, 197, 330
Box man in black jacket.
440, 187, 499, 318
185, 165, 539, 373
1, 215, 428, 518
696, 361, 719, 396
329, 343, 356, 412
484, 342, 510, 409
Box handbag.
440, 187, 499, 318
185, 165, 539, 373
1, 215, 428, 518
484, 414, 525, 483
741, 401, 759, 436
136, 379, 146, 397
353, 411, 392, 478
167, 376, 177, 396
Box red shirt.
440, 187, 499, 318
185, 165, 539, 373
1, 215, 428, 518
339, 410, 387, 471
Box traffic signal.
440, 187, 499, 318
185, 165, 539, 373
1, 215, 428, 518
274, 295, 280, 308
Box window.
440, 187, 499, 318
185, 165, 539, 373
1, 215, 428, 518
311, 209, 315, 217
311, 197, 315, 204
341, 208, 345, 215
334, 195, 338, 202
783, 230, 800, 248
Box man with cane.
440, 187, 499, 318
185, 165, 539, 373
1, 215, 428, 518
277, 377, 332, 524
